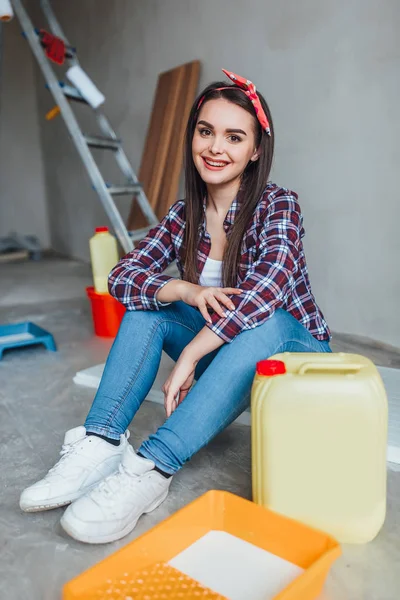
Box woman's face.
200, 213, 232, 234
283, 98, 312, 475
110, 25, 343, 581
192, 98, 259, 189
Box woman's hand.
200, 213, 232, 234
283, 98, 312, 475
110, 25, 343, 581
162, 352, 198, 418
179, 282, 243, 323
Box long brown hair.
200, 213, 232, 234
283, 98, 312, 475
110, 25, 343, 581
182, 81, 275, 288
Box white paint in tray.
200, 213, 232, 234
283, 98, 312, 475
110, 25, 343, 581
168, 530, 304, 600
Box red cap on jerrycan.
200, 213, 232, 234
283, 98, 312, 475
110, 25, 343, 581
95, 226, 109, 233
256, 359, 286, 376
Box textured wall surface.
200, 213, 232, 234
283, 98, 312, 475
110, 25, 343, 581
30, 0, 400, 345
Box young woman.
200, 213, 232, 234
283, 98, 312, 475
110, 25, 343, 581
20, 69, 331, 544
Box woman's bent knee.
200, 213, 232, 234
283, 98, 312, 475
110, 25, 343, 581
121, 308, 165, 324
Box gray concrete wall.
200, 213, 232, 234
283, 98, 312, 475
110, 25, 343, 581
36, 0, 399, 347
0, 18, 49, 247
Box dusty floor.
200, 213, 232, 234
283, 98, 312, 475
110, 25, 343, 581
0, 257, 399, 600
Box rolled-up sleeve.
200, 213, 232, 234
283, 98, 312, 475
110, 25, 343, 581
207, 195, 302, 343
108, 201, 184, 310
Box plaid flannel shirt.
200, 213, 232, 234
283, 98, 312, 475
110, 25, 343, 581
109, 182, 331, 343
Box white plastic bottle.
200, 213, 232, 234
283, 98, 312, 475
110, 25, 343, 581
89, 227, 119, 293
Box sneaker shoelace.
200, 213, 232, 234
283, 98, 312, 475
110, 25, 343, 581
45, 432, 127, 479
46, 439, 88, 476
92, 463, 146, 500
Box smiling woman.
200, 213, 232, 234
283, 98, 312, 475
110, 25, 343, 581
20, 68, 331, 547
183, 75, 274, 288
195, 113, 255, 172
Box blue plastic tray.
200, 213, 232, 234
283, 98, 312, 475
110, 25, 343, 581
0, 322, 56, 360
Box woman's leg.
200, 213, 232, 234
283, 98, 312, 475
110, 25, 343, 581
59, 308, 331, 544
84, 302, 213, 439
139, 308, 331, 474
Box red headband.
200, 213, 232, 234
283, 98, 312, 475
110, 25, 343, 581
197, 68, 271, 136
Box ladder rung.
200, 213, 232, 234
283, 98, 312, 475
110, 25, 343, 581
129, 227, 153, 241
108, 185, 142, 195
84, 135, 121, 150
61, 84, 87, 103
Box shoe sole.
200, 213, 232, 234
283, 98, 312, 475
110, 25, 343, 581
60, 490, 169, 544
20, 480, 110, 513
20, 452, 127, 513
21, 499, 74, 512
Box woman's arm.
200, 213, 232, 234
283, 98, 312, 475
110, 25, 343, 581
156, 279, 186, 304
162, 325, 225, 416
109, 201, 185, 310
205, 190, 302, 343
183, 325, 225, 364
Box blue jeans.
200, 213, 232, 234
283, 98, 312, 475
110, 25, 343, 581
84, 303, 331, 475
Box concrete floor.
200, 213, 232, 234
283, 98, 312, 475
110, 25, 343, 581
0, 257, 399, 600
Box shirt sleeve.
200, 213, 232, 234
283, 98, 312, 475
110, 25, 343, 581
206, 192, 302, 343
108, 201, 184, 310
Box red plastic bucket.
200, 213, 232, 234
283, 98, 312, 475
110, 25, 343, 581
86, 287, 126, 337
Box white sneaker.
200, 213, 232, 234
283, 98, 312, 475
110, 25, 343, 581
60, 445, 171, 544
20, 426, 128, 512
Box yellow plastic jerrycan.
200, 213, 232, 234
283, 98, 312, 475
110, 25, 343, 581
89, 226, 119, 293
251, 353, 388, 543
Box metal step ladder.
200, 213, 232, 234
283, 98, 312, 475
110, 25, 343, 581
11, 0, 158, 253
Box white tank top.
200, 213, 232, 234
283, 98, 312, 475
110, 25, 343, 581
199, 257, 223, 287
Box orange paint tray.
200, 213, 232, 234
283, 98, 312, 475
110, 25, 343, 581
63, 490, 341, 600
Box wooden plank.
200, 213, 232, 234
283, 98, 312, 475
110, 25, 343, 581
147, 67, 183, 208
0, 250, 29, 263
139, 71, 171, 205
127, 74, 171, 230
158, 60, 201, 219
127, 60, 200, 233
